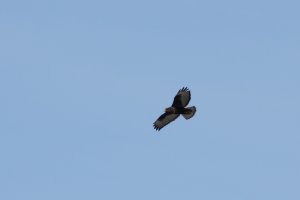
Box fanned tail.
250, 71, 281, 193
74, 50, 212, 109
182, 106, 196, 119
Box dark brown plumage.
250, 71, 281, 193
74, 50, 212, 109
153, 87, 196, 131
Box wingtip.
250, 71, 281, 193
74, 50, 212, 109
153, 124, 161, 131
180, 86, 189, 92
154, 127, 161, 131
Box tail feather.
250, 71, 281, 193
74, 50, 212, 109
182, 106, 196, 119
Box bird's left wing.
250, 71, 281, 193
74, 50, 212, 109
153, 113, 180, 131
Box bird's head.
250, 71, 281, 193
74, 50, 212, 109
165, 107, 175, 114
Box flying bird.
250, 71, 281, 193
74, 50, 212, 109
153, 87, 196, 131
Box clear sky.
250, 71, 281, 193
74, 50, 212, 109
1, 0, 299, 199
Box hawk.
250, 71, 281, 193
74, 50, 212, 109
153, 87, 196, 131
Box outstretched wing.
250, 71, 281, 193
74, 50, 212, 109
172, 87, 191, 108
153, 113, 180, 131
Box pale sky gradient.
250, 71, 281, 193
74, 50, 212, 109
1, 0, 300, 200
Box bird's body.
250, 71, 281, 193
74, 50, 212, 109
153, 87, 196, 131
165, 107, 193, 115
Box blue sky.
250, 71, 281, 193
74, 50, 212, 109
1, 0, 299, 199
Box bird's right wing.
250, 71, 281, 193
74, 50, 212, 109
172, 87, 191, 108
